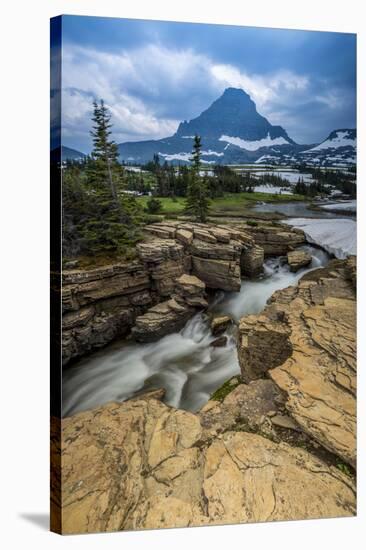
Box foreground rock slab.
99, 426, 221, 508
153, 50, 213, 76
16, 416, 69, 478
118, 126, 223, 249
238, 258, 356, 466
58, 393, 355, 534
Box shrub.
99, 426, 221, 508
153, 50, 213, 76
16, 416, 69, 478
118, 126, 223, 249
145, 197, 162, 214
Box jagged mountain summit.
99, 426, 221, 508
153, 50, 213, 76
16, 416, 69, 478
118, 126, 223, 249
118, 87, 305, 165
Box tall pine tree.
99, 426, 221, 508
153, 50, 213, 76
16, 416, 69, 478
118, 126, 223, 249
185, 135, 210, 222
87, 100, 121, 203
71, 100, 142, 258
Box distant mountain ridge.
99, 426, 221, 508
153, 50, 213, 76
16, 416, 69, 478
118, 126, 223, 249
51, 145, 86, 162
60, 89, 356, 167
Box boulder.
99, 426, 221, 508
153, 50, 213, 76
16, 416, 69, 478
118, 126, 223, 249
238, 314, 292, 382
174, 273, 205, 297
287, 249, 312, 272
189, 239, 239, 260
193, 228, 217, 243
58, 396, 355, 534
137, 239, 184, 264
144, 224, 176, 239
211, 315, 233, 335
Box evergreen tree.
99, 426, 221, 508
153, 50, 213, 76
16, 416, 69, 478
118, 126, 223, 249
185, 135, 210, 222
62, 100, 143, 259
88, 100, 121, 202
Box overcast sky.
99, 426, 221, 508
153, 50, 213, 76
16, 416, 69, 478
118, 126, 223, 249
54, 15, 356, 153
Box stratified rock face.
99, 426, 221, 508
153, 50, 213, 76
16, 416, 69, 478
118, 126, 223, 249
59, 393, 355, 534
137, 238, 187, 296
243, 223, 306, 256
144, 221, 256, 291
132, 274, 207, 342
287, 249, 312, 272
62, 262, 153, 365
237, 258, 356, 466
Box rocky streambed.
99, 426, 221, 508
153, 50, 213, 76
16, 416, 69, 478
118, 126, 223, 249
57, 219, 357, 534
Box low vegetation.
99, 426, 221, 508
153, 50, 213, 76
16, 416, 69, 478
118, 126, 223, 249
211, 377, 241, 402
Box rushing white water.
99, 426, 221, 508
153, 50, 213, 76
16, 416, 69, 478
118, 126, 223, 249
62, 245, 329, 417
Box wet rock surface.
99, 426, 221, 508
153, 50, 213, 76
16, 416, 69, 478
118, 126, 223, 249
211, 315, 233, 335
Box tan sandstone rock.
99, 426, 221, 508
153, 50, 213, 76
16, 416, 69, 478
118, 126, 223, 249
58, 395, 355, 534
211, 315, 233, 335
243, 222, 306, 256
132, 274, 207, 341
287, 249, 312, 272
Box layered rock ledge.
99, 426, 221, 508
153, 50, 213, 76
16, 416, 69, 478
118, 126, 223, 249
240, 221, 306, 256
132, 274, 207, 342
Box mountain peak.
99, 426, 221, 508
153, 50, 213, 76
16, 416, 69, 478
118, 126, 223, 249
217, 87, 255, 110
175, 87, 293, 143
222, 87, 251, 98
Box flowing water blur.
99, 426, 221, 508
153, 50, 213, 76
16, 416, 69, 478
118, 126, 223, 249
62, 245, 329, 417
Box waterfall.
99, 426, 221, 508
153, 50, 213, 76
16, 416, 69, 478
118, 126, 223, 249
62, 244, 329, 417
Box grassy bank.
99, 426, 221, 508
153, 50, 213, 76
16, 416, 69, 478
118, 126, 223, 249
137, 192, 306, 217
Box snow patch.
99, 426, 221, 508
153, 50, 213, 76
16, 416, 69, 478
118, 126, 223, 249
303, 131, 356, 153
159, 150, 223, 162
283, 217, 356, 259
319, 200, 356, 213
252, 170, 314, 184
253, 185, 293, 195
158, 152, 191, 162
255, 155, 280, 164
219, 132, 290, 151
